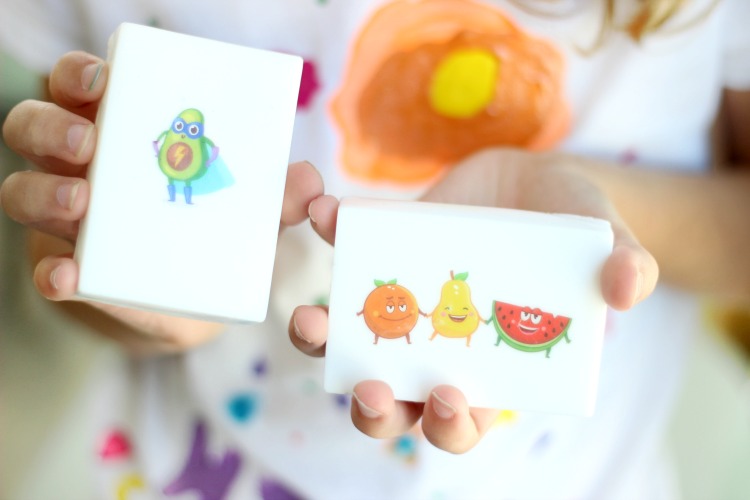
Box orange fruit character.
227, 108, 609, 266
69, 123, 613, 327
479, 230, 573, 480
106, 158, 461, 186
357, 279, 426, 344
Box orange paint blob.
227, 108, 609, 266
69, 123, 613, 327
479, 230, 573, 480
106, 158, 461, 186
331, 0, 570, 187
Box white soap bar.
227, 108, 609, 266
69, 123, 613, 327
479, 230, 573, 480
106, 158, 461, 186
325, 198, 614, 416
75, 23, 302, 322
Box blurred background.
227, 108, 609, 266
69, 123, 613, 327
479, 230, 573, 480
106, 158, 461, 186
1, 48, 749, 499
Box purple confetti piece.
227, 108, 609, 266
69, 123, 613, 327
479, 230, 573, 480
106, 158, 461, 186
252, 357, 269, 378
260, 477, 306, 500
333, 393, 350, 409
163, 421, 242, 500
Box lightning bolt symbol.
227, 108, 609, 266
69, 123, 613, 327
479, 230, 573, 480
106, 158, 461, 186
174, 145, 187, 167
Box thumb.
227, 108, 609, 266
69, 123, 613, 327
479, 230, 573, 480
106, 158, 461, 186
601, 217, 659, 311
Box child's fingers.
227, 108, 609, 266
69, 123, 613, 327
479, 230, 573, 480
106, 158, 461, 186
350, 380, 423, 439
3, 52, 106, 173
308, 194, 339, 246
34, 254, 224, 353
49, 51, 108, 120
420, 385, 499, 454
2, 99, 97, 176
1, 171, 89, 242
280, 161, 324, 228
289, 305, 328, 357
601, 221, 659, 311
33, 255, 80, 301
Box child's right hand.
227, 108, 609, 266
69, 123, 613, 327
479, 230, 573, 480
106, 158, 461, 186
290, 147, 659, 454
1, 51, 325, 354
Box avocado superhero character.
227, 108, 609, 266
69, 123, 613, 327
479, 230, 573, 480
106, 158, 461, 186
153, 108, 219, 204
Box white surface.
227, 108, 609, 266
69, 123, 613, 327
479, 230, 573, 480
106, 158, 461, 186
75, 23, 302, 323
325, 197, 613, 415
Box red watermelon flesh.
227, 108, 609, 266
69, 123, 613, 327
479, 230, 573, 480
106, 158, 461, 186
494, 301, 570, 345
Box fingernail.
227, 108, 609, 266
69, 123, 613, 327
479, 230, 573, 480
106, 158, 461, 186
353, 392, 383, 419
56, 182, 81, 211
67, 124, 94, 158
431, 392, 457, 420
293, 316, 311, 343
308, 198, 318, 224
81, 63, 103, 91
50, 266, 61, 290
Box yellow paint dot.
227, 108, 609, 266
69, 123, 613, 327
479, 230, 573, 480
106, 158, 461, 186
429, 48, 499, 119
117, 473, 145, 500
493, 409, 518, 427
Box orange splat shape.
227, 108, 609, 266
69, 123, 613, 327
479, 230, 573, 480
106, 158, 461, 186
331, 0, 570, 187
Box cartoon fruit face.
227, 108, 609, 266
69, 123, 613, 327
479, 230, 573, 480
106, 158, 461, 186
359, 280, 420, 343
157, 108, 209, 182
489, 301, 571, 357
430, 271, 480, 339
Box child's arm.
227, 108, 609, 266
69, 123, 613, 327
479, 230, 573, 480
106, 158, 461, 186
291, 111, 750, 452
1, 51, 325, 355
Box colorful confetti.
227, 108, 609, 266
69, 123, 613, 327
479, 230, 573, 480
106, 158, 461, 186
333, 393, 350, 409
297, 59, 321, 111
227, 393, 261, 423
389, 433, 418, 463
252, 357, 269, 378
99, 429, 132, 461
260, 477, 305, 500
492, 410, 518, 427
116, 473, 145, 500
163, 421, 242, 500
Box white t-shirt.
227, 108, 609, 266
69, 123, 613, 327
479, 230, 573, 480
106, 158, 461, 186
2, 1, 749, 499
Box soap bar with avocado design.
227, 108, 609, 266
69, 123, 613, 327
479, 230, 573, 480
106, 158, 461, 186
74, 23, 302, 322
324, 197, 613, 416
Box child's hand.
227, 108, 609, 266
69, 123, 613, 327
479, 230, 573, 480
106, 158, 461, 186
1, 51, 324, 354
289, 148, 658, 453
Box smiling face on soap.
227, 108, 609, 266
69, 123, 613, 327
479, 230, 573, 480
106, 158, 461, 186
360, 281, 420, 341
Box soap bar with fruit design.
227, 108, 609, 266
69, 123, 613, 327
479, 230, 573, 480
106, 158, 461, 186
325, 197, 613, 416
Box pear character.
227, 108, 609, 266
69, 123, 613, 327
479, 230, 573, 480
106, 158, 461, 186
428, 271, 485, 347
153, 108, 219, 204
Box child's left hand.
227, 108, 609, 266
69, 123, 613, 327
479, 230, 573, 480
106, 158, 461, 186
289, 147, 658, 453
0, 51, 326, 355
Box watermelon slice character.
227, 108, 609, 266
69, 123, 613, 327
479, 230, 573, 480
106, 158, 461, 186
487, 301, 571, 358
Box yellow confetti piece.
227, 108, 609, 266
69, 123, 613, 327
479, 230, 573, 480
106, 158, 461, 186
117, 473, 145, 500
493, 409, 518, 427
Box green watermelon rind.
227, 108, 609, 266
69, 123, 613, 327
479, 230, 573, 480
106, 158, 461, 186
488, 301, 571, 356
